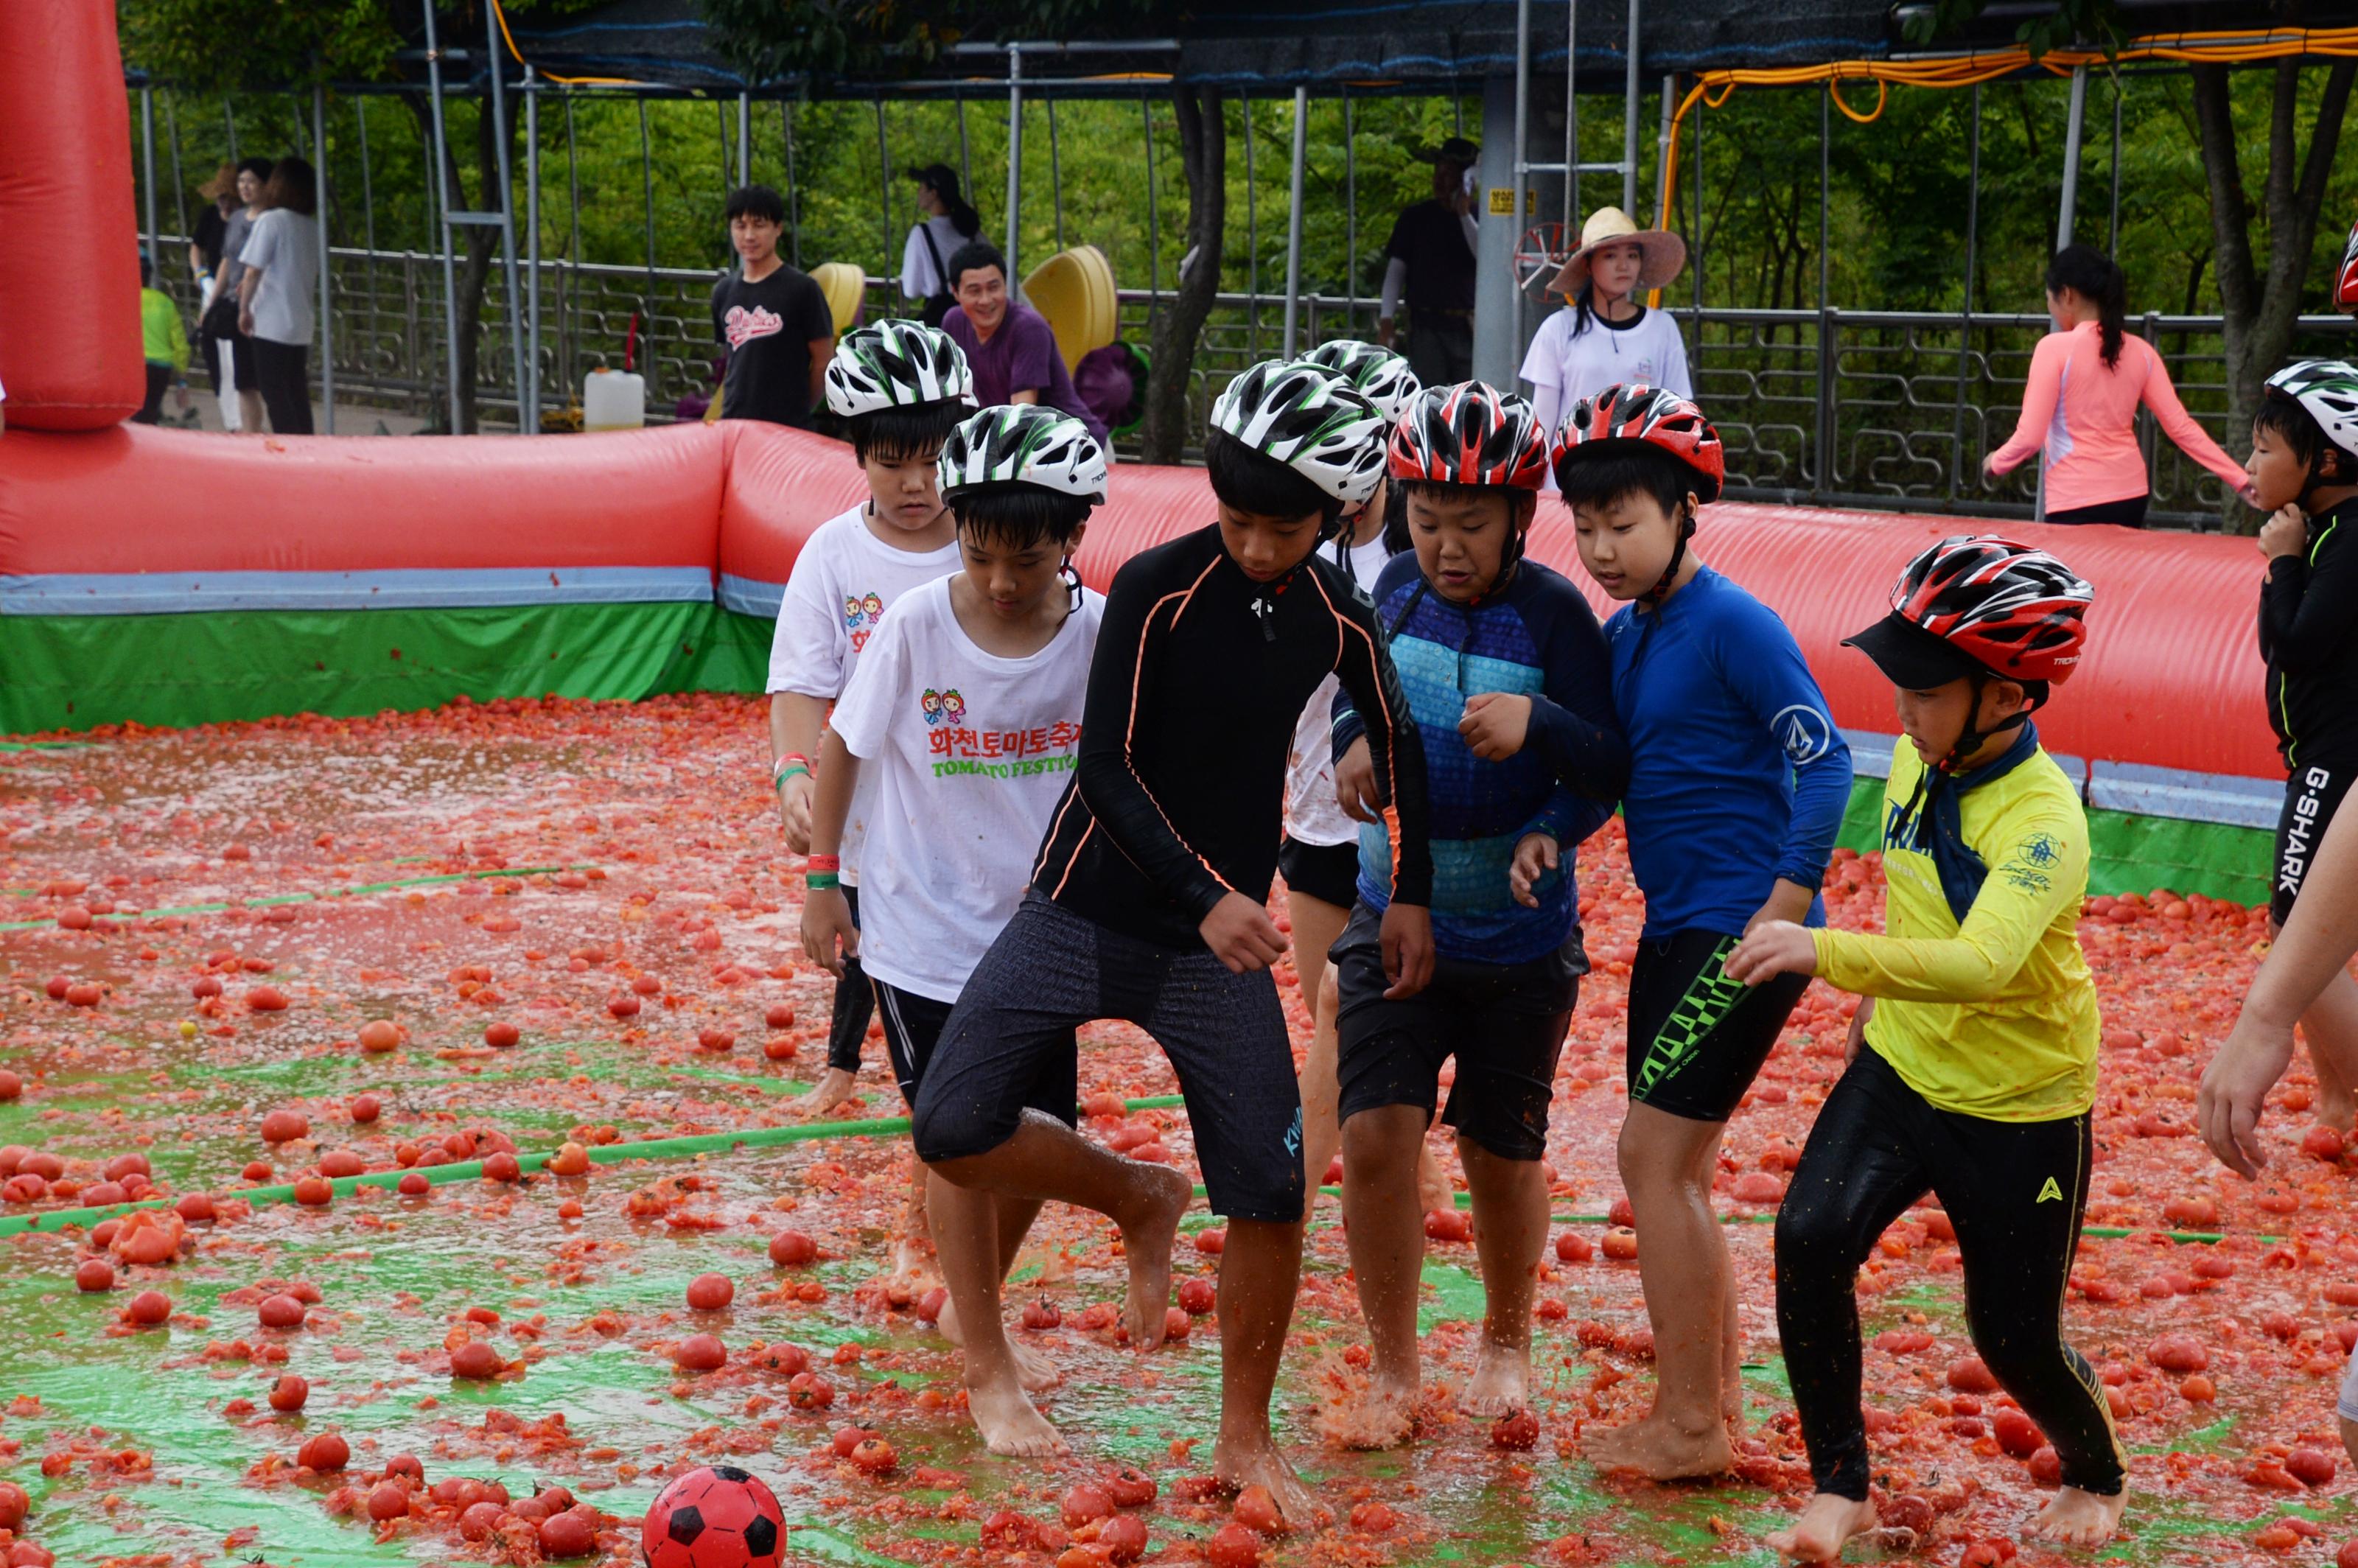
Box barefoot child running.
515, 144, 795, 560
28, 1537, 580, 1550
2248, 361, 2358, 1130
1552, 384, 1853, 1479
912, 360, 1434, 1505
1332, 382, 1627, 1446
1282, 339, 1449, 1215
1726, 537, 2125, 1560
768, 321, 970, 1121
800, 402, 1105, 1401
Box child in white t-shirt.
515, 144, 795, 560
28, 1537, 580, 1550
802, 402, 1106, 1375
769, 321, 976, 1116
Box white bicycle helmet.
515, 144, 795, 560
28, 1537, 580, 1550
1300, 339, 1422, 424
1209, 360, 1388, 508
2265, 360, 2358, 467
937, 404, 1108, 503
824, 320, 976, 419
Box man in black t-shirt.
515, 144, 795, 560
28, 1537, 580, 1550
1377, 137, 1480, 388
710, 185, 836, 428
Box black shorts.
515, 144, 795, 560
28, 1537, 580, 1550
1278, 835, 1361, 911
2044, 494, 2148, 528
912, 893, 1304, 1222
1332, 901, 1581, 1161
824, 884, 877, 1074
1626, 928, 1809, 1124
872, 977, 1078, 1122
2273, 761, 2355, 926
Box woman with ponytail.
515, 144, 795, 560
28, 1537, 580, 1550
1985, 245, 2259, 525
901, 165, 985, 328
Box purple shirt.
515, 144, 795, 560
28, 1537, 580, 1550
942, 299, 1110, 446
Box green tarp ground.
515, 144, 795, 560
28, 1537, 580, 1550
1, 604, 2273, 903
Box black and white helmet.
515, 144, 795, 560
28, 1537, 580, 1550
823, 320, 976, 419
1300, 339, 1422, 423
1209, 359, 1389, 507
2265, 360, 2358, 466
937, 404, 1108, 503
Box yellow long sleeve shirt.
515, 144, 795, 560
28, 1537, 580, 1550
1811, 733, 2100, 1121
140, 288, 189, 375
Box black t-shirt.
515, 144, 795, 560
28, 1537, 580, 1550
193, 205, 228, 279
710, 265, 834, 427
1030, 524, 1433, 949
1384, 199, 1477, 313
2260, 499, 2358, 770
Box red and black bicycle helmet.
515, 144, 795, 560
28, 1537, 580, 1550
1548, 382, 1724, 503
1388, 381, 1551, 491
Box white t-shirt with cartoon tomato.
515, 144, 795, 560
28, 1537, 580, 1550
1285, 533, 1396, 849
829, 575, 1104, 1002
766, 505, 963, 883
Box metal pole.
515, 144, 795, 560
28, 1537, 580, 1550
224, 96, 237, 161
639, 100, 657, 287
1048, 94, 1066, 254
314, 83, 333, 433
1004, 46, 1024, 281
738, 91, 751, 187
1817, 85, 1830, 309
2057, 63, 2088, 248
1143, 96, 1161, 301
166, 94, 187, 241
486, 1, 527, 430
527, 81, 542, 431
566, 94, 581, 395
1691, 83, 1703, 377
1343, 91, 1356, 321
718, 99, 731, 211
782, 99, 801, 267
355, 96, 377, 257
140, 87, 158, 262
1244, 94, 1259, 359
1816, 84, 1831, 491
1623, 0, 1642, 215
420, 4, 463, 433
2107, 78, 2123, 256
1564, 0, 1577, 228
1953, 83, 1981, 497
875, 96, 895, 284
1514, 0, 1532, 354
1283, 84, 1307, 357
1654, 72, 1675, 228
956, 94, 973, 197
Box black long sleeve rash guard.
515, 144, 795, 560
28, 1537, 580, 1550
1031, 523, 1434, 951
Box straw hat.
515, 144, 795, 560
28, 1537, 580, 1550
196, 161, 237, 201
1548, 206, 1686, 296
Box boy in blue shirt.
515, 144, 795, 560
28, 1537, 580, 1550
1553, 383, 1853, 1479
1331, 383, 1628, 1446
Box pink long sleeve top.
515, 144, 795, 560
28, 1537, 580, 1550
1987, 321, 2250, 514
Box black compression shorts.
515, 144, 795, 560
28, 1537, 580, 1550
1625, 928, 1808, 1123
2273, 761, 2355, 927
872, 978, 1076, 1122
1332, 901, 1581, 1161
825, 883, 876, 1074
1278, 836, 1362, 911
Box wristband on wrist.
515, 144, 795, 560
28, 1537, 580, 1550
772, 766, 809, 793
806, 855, 840, 873
806, 870, 841, 891
773, 752, 812, 777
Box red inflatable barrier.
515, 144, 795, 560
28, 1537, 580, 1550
0, 1, 144, 429
716, 423, 870, 609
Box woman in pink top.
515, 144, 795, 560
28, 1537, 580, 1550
1985, 245, 2261, 525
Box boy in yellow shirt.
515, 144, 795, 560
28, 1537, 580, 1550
1726, 536, 2125, 1562
136, 253, 190, 426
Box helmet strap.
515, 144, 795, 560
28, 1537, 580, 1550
1640, 505, 1698, 606
1060, 557, 1083, 613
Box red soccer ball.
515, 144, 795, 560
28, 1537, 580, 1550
642, 1464, 786, 1568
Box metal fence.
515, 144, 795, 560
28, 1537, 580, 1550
153, 236, 2355, 527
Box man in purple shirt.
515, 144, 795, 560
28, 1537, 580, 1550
939, 241, 1111, 448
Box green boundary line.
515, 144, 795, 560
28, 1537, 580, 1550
0, 863, 592, 931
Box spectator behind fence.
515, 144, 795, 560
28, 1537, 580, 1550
1521, 206, 1692, 491
134, 253, 190, 427
710, 184, 836, 429
204, 156, 273, 433
1377, 136, 1481, 388
940, 241, 1110, 449
190, 163, 235, 404
237, 155, 321, 436
1984, 245, 2260, 525
900, 164, 983, 328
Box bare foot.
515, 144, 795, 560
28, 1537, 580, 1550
966, 1365, 1068, 1457
1581, 1410, 1734, 1480
2322, 1085, 2357, 1135
791, 1067, 856, 1117
1333, 1374, 1418, 1450
1766, 1491, 1878, 1564
892, 1234, 931, 1281
1213, 1430, 1321, 1526
937, 1298, 1061, 1393
1416, 1146, 1454, 1219
1463, 1339, 1532, 1419
1116, 1165, 1192, 1350
2029, 1486, 2125, 1547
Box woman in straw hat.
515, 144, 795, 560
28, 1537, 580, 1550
1519, 207, 1691, 483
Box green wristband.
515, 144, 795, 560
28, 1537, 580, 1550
806, 871, 841, 891
773, 766, 809, 794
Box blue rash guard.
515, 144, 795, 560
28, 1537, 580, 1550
1607, 564, 1853, 939
1336, 555, 1630, 965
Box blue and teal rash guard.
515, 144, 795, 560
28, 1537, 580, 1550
1335, 556, 1629, 965
1607, 565, 1853, 940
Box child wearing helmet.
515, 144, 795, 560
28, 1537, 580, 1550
768, 321, 979, 1120
1727, 536, 2126, 1561
2246, 359, 2358, 1130
909, 360, 1432, 1510
1551, 382, 1853, 1480
1326, 381, 1629, 1446
801, 402, 1105, 1410
1279, 340, 1448, 1215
